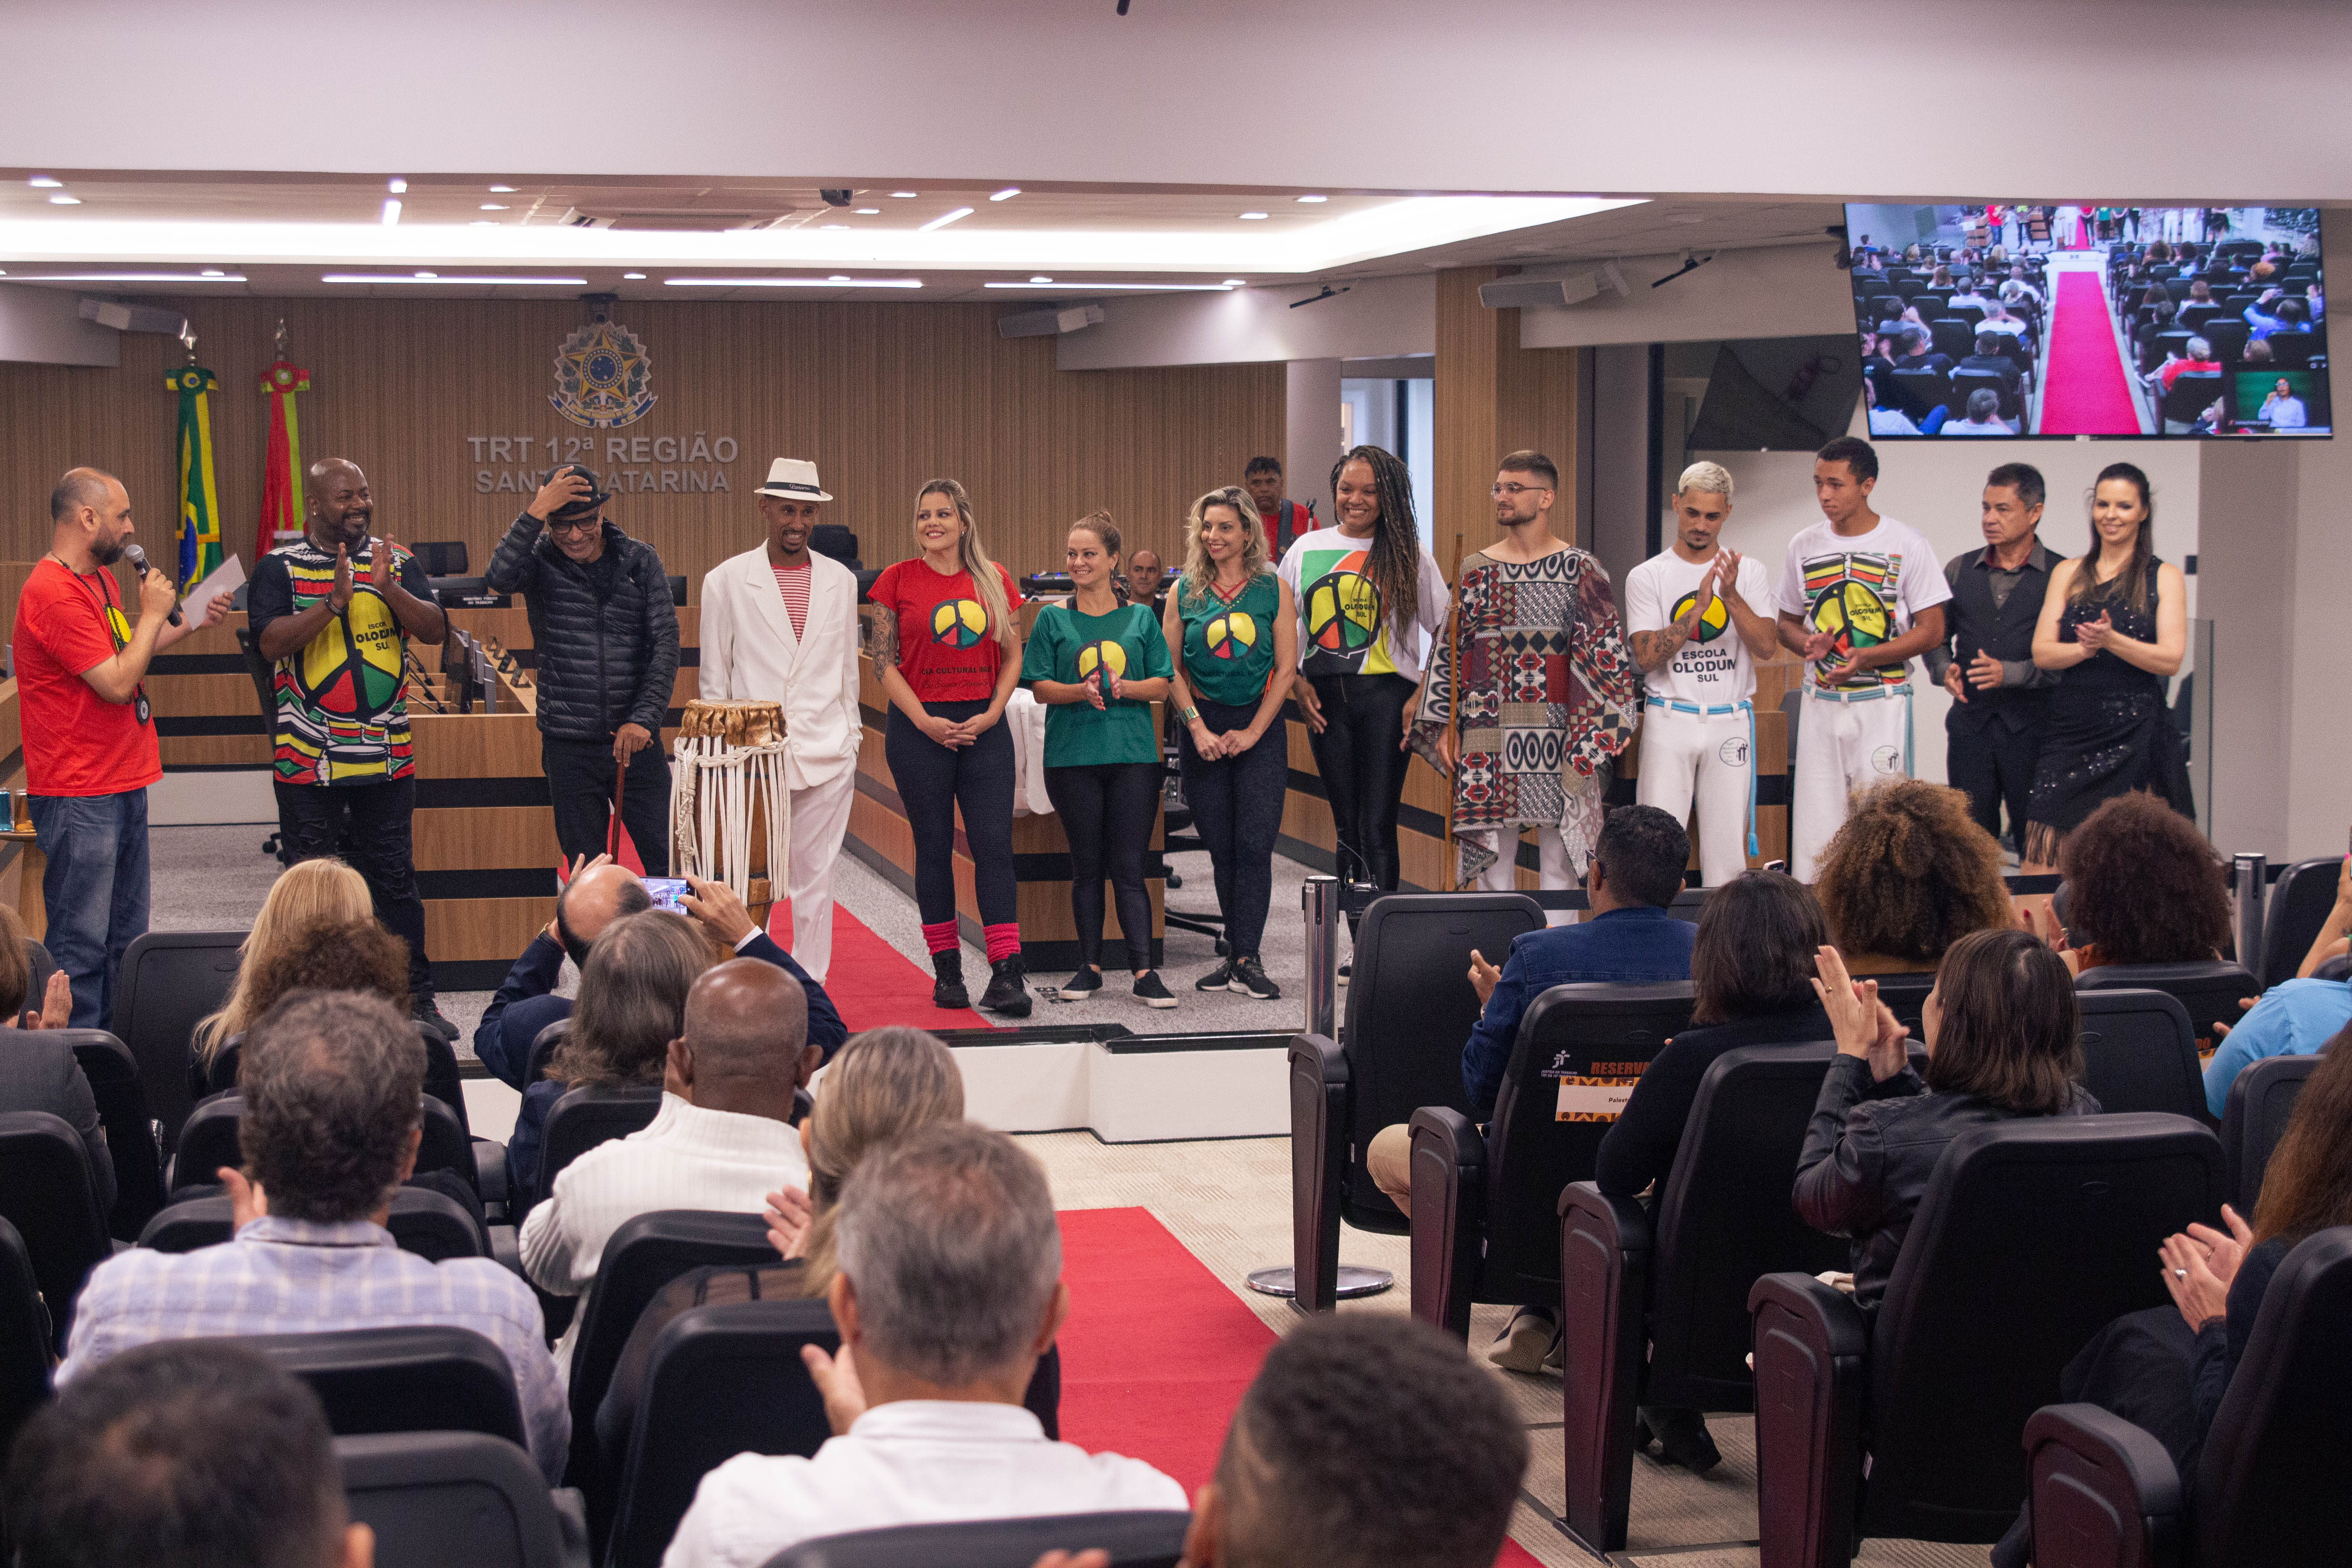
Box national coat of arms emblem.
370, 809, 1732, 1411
549, 320, 658, 429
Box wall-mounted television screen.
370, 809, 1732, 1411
1844, 204, 2327, 438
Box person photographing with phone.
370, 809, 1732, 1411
15, 468, 228, 1028
247, 457, 454, 1038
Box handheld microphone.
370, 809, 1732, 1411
120, 544, 185, 627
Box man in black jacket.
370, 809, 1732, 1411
1926, 462, 2056, 854
488, 466, 681, 872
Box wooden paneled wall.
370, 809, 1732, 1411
1433, 267, 1581, 575
0, 298, 1283, 595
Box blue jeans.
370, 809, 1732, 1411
29, 788, 151, 1030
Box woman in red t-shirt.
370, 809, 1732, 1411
865, 478, 1030, 1015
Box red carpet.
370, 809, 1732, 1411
766, 901, 988, 1032
2039, 270, 2143, 435
1055, 1207, 1544, 1566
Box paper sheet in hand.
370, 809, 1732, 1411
181, 555, 245, 625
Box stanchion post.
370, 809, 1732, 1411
2234, 853, 2267, 975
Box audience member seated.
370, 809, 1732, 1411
1592, 868, 1830, 1470
522, 957, 820, 1378
2243, 337, 2276, 365
2000, 265, 2043, 309
0, 902, 113, 1211
474, 854, 651, 1091
2244, 290, 2312, 339
596, 1025, 966, 1452
1947, 279, 1992, 315
1813, 780, 2012, 977
1178, 1314, 1527, 1568
661, 1122, 1185, 1568
190, 916, 413, 1098
193, 857, 375, 1088
1957, 333, 2025, 401
57, 990, 569, 1480
1988, 1029, 2352, 1567
1862, 377, 1921, 437
2054, 793, 2230, 973
1362, 804, 1693, 1373
1976, 298, 2029, 340
1890, 326, 1955, 378
1796, 931, 2097, 1313
2202, 857, 2352, 1114
3, 1339, 368, 1568
1943, 388, 2010, 435
2151, 335, 2221, 395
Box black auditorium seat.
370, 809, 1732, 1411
2074, 989, 2208, 1121
531, 1084, 665, 1213
1949, 368, 2017, 421
766, 1512, 1194, 1568
2259, 856, 2343, 987
1930, 319, 1974, 362
2022, 1225, 2352, 1568
0, 1215, 51, 1465
1284, 892, 1542, 1312
2202, 317, 2250, 362
113, 930, 246, 1151
0, 1110, 113, 1352
2179, 303, 2220, 333
2160, 370, 2225, 432
1557, 1041, 1847, 1554
1890, 368, 1951, 420
58, 1028, 166, 1239
2221, 1052, 2318, 1214
338, 1431, 578, 1568
222, 1325, 528, 1447
138, 1186, 487, 1262
2265, 333, 2316, 370
1865, 971, 1936, 1036
1747, 1114, 2222, 1568
2075, 960, 2254, 1054
171, 1091, 476, 1200
1406, 981, 1695, 1339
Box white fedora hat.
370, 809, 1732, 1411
757, 457, 832, 502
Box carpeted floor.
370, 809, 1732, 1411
2038, 269, 2145, 436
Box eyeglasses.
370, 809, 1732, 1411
1491, 483, 1547, 497
547, 514, 601, 535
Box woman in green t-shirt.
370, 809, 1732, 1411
1163, 485, 1297, 1001
1019, 512, 1177, 1008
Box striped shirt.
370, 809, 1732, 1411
58, 1215, 568, 1481
773, 562, 811, 640
520, 1091, 809, 1378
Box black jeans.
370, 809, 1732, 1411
543, 735, 672, 876
883, 702, 1017, 928
274, 776, 431, 993
1305, 673, 1417, 912
1946, 718, 2038, 855
1044, 761, 1161, 973
1177, 698, 1286, 959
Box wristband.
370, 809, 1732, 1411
1181, 706, 1200, 723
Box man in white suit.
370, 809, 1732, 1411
698, 459, 862, 983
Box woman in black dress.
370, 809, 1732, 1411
2021, 462, 2192, 872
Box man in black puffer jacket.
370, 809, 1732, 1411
488, 465, 681, 872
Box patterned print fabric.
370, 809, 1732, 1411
1416, 548, 1639, 883
259, 538, 426, 786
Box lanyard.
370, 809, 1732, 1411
52, 556, 150, 726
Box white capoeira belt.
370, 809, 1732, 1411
1803, 682, 1909, 703
1643, 693, 1759, 856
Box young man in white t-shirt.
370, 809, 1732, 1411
1623, 462, 1779, 887
1773, 437, 1950, 882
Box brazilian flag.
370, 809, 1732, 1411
168, 364, 222, 585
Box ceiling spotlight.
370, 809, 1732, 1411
28, 177, 61, 188
480, 203, 508, 211
48, 194, 80, 205
489, 185, 516, 192
890, 191, 918, 198
1296, 195, 1328, 203
380, 198, 401, 225
990, 187, 1020, 201
387, 177, 407, 194
919, 206, 975, 231
623, 272, 647, 280
1239, 212, 1268, 220
855, 208, 880, 215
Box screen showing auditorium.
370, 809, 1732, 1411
1846, 204, 2328, 438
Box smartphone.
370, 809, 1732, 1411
642, 877, 692, 913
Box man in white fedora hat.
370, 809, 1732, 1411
698, 458, 862, 982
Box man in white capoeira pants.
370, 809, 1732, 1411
1623, 462, 1779, 887
697, 458, 863, 982
1774, 436, 1950, 882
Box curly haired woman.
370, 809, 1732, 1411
2056, 791, 2229, 970
1812, 779, 2013, 975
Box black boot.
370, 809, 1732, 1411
931, 950, 970, 1010
978, 954, 1031, 1017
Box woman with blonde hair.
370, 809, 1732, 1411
1166, 485, 1297, 1000
863, 478, 1030, 1016
191, 858, 374, 1070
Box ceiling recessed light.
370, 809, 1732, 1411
28, 177, 61, 189
918, 206, 975, 232
470, 220, 495, 226
480, 203, 508, 211
983, 281, 1238, 291
387, 177, 407, 194
990, 187, 1020, 201
47, 194, 80, 205
200, 269, 225, 277
1296, 194, 1328, 203
821, 224, 848, 230
415, 271, 436, 279
855, 208, 880, 215
890, 191, 918, 198
488, 185, 516, 193
1030, 276, 1052, 284
380, 198, 401, 225
1223, 278, 1246, 286
11, 272, 248, 283
828, 274, 852, 282
318, 274, 589, 285
623, 272, 647, 279
1238, 212, 1268, 220
663, 276, 924, 289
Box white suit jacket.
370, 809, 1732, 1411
697, 547, 862, 790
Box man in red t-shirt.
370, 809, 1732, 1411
15, 468, 227, 1026
1244, 456, 1314, 562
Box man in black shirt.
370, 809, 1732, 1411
1957, 332, 2025, 408
1926, 462, 2056, 854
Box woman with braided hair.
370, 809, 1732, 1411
1277, 445, 1449, 933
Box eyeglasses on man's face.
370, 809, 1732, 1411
547, 514, 602, 535
1491, 482, 1547, 497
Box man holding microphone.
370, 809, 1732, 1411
15, 469, 226, 1026
487, 464, 681, 873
